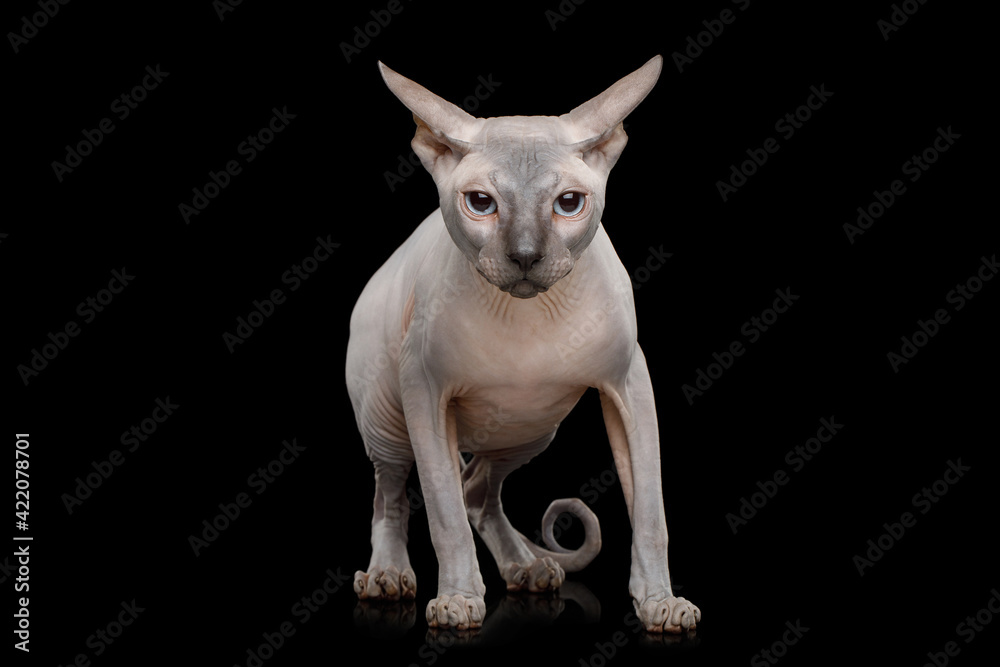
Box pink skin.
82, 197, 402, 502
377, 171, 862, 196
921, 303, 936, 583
347, 55, 699, 633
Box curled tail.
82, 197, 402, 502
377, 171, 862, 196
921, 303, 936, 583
518, 498, 601, 572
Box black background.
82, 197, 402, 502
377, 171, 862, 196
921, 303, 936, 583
5, 1, 996, 665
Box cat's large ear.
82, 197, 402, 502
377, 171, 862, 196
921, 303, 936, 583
379, 62, 483, 181
559, 55, 662, 176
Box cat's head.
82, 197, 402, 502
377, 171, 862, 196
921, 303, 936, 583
380, 56, 662, 298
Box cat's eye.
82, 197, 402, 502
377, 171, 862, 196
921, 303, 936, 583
464, 191, 497, 216
553, 192, 585, 217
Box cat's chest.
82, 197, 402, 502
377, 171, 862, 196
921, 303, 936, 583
423, 289, 633, 390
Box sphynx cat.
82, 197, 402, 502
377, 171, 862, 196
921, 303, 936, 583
347, 55, 700, 633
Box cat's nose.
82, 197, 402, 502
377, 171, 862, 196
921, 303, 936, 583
507, 250, 544, 273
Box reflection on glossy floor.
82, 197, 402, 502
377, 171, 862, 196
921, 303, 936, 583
353, 581, 699, 649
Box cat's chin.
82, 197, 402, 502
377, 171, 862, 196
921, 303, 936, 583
504, 280, 547, 299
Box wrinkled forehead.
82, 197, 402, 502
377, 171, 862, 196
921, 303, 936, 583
462, 116, 583, 196
473, 115, 575, 144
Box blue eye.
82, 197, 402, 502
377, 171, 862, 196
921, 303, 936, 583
554, 192, 585, 216
464, 192, 497, 216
